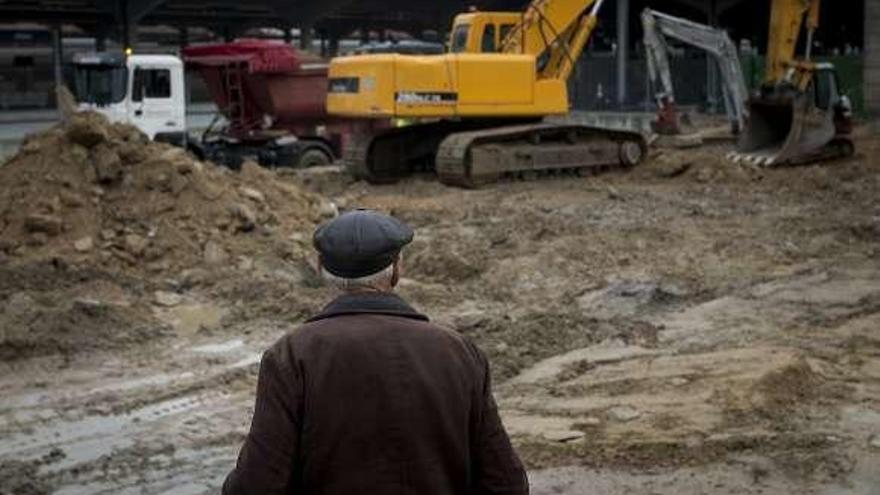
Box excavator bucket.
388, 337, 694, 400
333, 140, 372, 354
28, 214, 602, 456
729, 90, 836, 167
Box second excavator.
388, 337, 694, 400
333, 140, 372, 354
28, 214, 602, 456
731, 0, 853, 166
326, 0, 646, 187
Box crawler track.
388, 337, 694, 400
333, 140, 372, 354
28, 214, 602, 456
345, 120, 646, 188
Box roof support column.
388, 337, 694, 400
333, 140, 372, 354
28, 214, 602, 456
300, 25, 312, 51
616, 0, 629, 106
52, 23, 64, 109
706, 0, 719, 113
866, 0, 880, 121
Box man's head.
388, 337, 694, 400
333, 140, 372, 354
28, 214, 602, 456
313, 209, 413, 292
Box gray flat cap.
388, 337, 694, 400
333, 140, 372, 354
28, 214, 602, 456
313, 209, 413, 278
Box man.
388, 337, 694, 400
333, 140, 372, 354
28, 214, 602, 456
223, 209, 528, 494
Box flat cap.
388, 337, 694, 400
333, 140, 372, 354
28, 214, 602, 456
313, 209, 413, 278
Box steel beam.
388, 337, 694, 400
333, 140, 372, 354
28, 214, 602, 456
616, 0, 629, 106
866, 0, 880, 118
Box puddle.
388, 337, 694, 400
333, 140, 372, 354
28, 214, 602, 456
190, 339, 244, 355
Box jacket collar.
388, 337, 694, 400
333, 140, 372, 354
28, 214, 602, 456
307, 291, 429, 323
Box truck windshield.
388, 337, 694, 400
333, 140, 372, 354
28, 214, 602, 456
450, 24, 470, 53
73, 65, 128, 106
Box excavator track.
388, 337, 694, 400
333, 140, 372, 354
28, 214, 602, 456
345, 120, 646, 188
436, 123, 647, 188
344, 120, 507, 183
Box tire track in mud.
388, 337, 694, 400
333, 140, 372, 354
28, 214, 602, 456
0, 336, 269, 493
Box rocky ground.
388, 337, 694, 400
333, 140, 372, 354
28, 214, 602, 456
0, 117, 878, 494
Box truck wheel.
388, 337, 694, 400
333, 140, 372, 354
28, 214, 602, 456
298, 149, 332, 168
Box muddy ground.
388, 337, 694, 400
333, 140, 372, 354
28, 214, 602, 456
1, 128, 878, 494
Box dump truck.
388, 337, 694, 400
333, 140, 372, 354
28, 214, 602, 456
326, 0, 647, 188
71, 40, 384, 169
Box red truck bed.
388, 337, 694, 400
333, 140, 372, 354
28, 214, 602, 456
182, 39, 382, 164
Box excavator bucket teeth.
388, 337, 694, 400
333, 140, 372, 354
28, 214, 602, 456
731, 92, 836, 166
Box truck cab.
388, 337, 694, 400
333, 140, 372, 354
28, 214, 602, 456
72, 52, 186, 145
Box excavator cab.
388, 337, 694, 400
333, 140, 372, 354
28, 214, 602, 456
449, 12, 519, 53
734, 64, 853, 166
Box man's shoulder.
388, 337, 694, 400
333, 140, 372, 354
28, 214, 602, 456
272, 314, 484, 361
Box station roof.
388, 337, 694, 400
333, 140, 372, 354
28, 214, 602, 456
0, 0, 501, 34
0, 0, 862, 51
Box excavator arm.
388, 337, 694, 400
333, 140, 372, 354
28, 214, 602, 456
765, 0, 820, 89
641, 8, 748, 134
732, 0, 853, 166
500, 0, 606, 81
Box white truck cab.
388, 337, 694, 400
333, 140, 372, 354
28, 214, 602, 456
72, 53, 186, 144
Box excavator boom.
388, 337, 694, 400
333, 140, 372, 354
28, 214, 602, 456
641, 8, 748, 134
500, 0, 604, 80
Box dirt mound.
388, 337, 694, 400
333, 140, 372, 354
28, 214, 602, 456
750, 358, 823, 414
0, 112, 329, 276
0, 262, 165, 359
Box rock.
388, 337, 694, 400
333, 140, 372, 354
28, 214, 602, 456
27, 232, 49, 246
579, 417, 602, 427
606, 185, 622, 200
180, 268, 212, 288
319, 200, 339, 218
73, 297, 107, 316
653, 134, 703, 149
654, 160, 692, 178
124, 234, 148, 257
68, 143, 90, 166
159, 147, 187, 163
59, 190, 85, 207
578, 279, 675, 319
203, 240, 228, 265
236, 256, 254, 271
21, 139, 42, 154
100, 228, 116, 241
73, 236, 93, 252
870, 434, 880, 450
239, 186, 266, 203
608, 405, 641, 422
0, 238, 17, 253
65, 113, 110, 148
695, 167, 715, 183
670, 377, 690, 387
174, 159, 203, 175
543, 430, 586, 442
24, 213, 63, 235
154, 290, 183, 307
228, 202, 257, 231
452, 310, 490, 331
91, 145, 123, 184
117, 142, 150, 165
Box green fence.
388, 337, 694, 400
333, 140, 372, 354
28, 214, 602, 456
739, 55, 865, 115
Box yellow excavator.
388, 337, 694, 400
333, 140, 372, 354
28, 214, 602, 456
326, 0, 646, 187
731, 0, 854, 166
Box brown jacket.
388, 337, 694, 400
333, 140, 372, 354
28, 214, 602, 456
223, 292, 528, 495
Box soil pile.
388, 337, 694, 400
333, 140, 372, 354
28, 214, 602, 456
0, 112, 329, 276
0, 112, 334, 359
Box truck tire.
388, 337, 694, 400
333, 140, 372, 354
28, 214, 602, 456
298, 148, 332, 168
